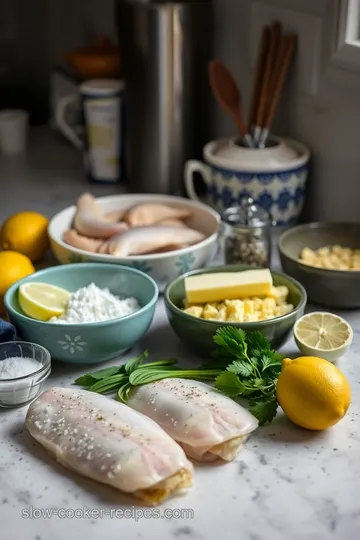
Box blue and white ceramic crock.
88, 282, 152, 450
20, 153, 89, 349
185, 136, 310, 226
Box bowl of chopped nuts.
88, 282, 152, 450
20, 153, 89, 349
278, 222, 360, 308
164, 265, 306, 356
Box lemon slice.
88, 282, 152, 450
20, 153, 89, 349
19, 282, 71, 321
294, 312, 353, 363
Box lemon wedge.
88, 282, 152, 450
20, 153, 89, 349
294, 312, 353, 363
19, 282, 71, 321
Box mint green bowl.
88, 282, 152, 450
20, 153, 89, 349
4, 263, 158, 365
164, 265, 307, 356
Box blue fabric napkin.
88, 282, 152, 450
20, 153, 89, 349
0, 318, 17, 342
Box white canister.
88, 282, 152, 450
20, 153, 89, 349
56, 79, 124, 183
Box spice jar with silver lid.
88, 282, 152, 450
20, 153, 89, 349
221, 198, 272, 267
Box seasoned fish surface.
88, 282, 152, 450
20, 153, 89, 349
26, 388, 193, 505
127, 378, 258, 462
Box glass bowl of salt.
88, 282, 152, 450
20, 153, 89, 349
0, 341, 51, 408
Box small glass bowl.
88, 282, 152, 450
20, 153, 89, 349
0, 341, 51, 408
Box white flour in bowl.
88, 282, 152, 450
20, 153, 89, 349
50, 283, 140, 324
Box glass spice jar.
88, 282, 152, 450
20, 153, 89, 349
221, 198, 272, 267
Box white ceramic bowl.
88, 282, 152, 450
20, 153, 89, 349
48, 194, 220, 290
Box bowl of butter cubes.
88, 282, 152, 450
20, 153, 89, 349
164, 265, 307, 356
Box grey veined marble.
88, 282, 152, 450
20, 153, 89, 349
0, 129, 359, 540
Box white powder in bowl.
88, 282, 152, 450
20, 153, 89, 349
0, 357, 45, 407
50, 283, 140, 324
0, 357, 41, 379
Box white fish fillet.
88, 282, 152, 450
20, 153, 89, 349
127, 379, 258, 462
26, 388, 193, 505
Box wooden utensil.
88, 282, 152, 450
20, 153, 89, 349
252, 22, 281, 146
209, 59, 254, 148
248, 26, 270, 137
258, 35, 297, 148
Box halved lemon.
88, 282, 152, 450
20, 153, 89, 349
19, 282, 71, 321
294, 312, 353, 363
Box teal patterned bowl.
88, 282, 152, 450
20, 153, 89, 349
4, 263, 158, 364
164, 265, 307, 356
48, 194, 220, 291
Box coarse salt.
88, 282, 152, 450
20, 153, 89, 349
0, 357, 43, 406
0, 357, 41, 379
50, 283, 140, 324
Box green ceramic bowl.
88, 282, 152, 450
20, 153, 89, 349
164, 265, 307, 356
278, 222, 360, 308
4, 263, 158, 364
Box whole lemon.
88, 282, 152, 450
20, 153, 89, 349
0, 251, 35, 314
1, 211, 49, 262
277, 356, 351, 430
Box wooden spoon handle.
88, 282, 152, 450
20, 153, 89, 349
248, 26, 270, 131
255, 23, 279, 129
264, 35, 296, 132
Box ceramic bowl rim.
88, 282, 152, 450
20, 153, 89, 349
293, 312, 353, 353
4, 263, 159, 328
164, 265, 307, 328
203, 136, 311, 172
278, 222, 360, 275
0, 340, 51, 383
48, 193, 220, 262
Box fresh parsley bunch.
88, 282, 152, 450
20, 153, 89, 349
211, 327, 284, 425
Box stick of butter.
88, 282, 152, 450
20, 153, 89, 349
185, 269, 273, 304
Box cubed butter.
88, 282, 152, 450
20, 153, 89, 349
184, 269, 273, 304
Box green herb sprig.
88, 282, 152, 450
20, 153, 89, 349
74, 327, 284, 425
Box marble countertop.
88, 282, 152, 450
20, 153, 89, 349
0, 130, 359, 540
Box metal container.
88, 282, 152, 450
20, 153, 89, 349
116, 0, 213, 194
221, 198, 272, 267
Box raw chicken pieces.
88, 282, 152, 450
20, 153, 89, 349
103, 226, 205, 256
124, 203, 191, 227
62, 194, 207, 256
73, 193, 128, 238
127, 378, 258, 462
26, 388, 193, 505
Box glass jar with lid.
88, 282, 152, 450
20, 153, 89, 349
221, 198, 272, 267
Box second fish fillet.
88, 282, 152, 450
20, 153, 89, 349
127, 378, 258, 462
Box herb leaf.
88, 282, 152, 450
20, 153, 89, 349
74, 374, 98, 387
213, 327, 248, 358
249, 398, 278, 426
227, 360, 253, 378
124, 351, 148, 374
89, 366, 123, 379
88, 374, 128, 394
118, 383, 133, 403
215, 371, 247, 397
246, 331, 271, 355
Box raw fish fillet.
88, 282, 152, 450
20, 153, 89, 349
74, 193, 128, 238
127, 379, 258, 462
26, 388, 193, 505
105, 226, 205, 256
